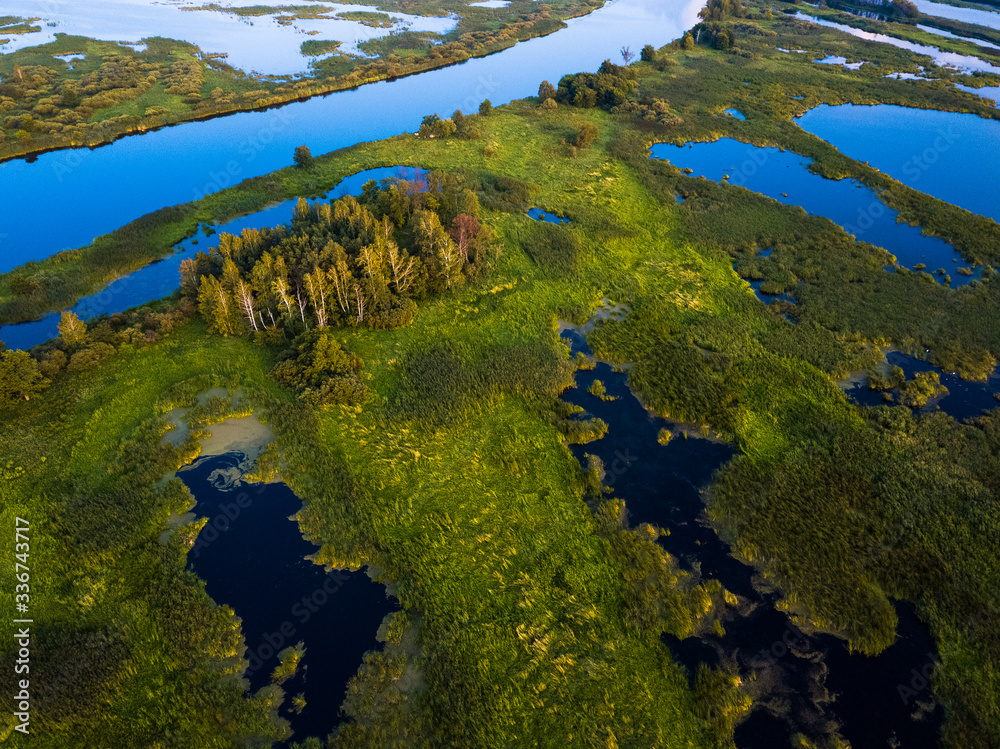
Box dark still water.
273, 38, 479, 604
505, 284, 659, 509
845, 350, 1000, 422
178, 453, 397, 742
559, 327, 943, 749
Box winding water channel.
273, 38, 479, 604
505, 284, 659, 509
0, 0, 703, 267
560, 326, 944, 749
0, 166, 423, 350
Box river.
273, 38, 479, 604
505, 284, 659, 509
0, 0, 704, 269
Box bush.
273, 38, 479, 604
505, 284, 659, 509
479, 99, 493, 116
293, 145, 313, 169
419, 114, 457, 139
67, 343, 116, 372
0, 349, 48, 404
271, 329, 369, 406
573, 122, 599, 149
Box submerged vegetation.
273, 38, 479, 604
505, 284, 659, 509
3, 0, 1000, 746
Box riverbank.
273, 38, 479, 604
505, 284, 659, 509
0, 0, 605, 164
4, 0, 999, 330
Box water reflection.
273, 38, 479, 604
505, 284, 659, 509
0, 0, 706, 265
0, 166, 425, 350
652, 138, 981, 280
179, 452, 397, 741
0, 0, 456, 72
797, 103, 1000, 222
559, 326, 943, 749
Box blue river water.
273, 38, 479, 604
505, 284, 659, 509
650, 138, 981, 279
0, 166, 424, 350
796, 104, 1000, 223
0, 0, 704, 269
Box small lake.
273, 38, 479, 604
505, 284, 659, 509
650, 138, 980, 281
796, 103, 1000, 222
0, 0, 705, 267
0, 165, 425, 350
178, 452, 397, 741
559, 326, 943, 749
528, 207, 571, 224
844, 350, 1000, 421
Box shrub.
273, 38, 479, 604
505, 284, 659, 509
293, 145, 313, 169
271, 329, 369, 406
573, 122, 599, 149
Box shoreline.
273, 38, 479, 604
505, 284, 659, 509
0, 1, 603, 165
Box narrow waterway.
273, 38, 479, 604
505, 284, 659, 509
559, 325, 944, 748
795, 12, 1000, 74
0, 165, 424, 350
0, 0, 704, 267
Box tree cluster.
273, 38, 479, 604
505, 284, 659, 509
556, 60, 638, 110
418, 110, 485, 141
186, 174, 494, 341
0, 303, 190, 408
698, 0, 744, 22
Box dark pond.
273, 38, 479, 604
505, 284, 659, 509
178, 453, 398, 742
844, 350, 1000, 421
559, 326, 944, 749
